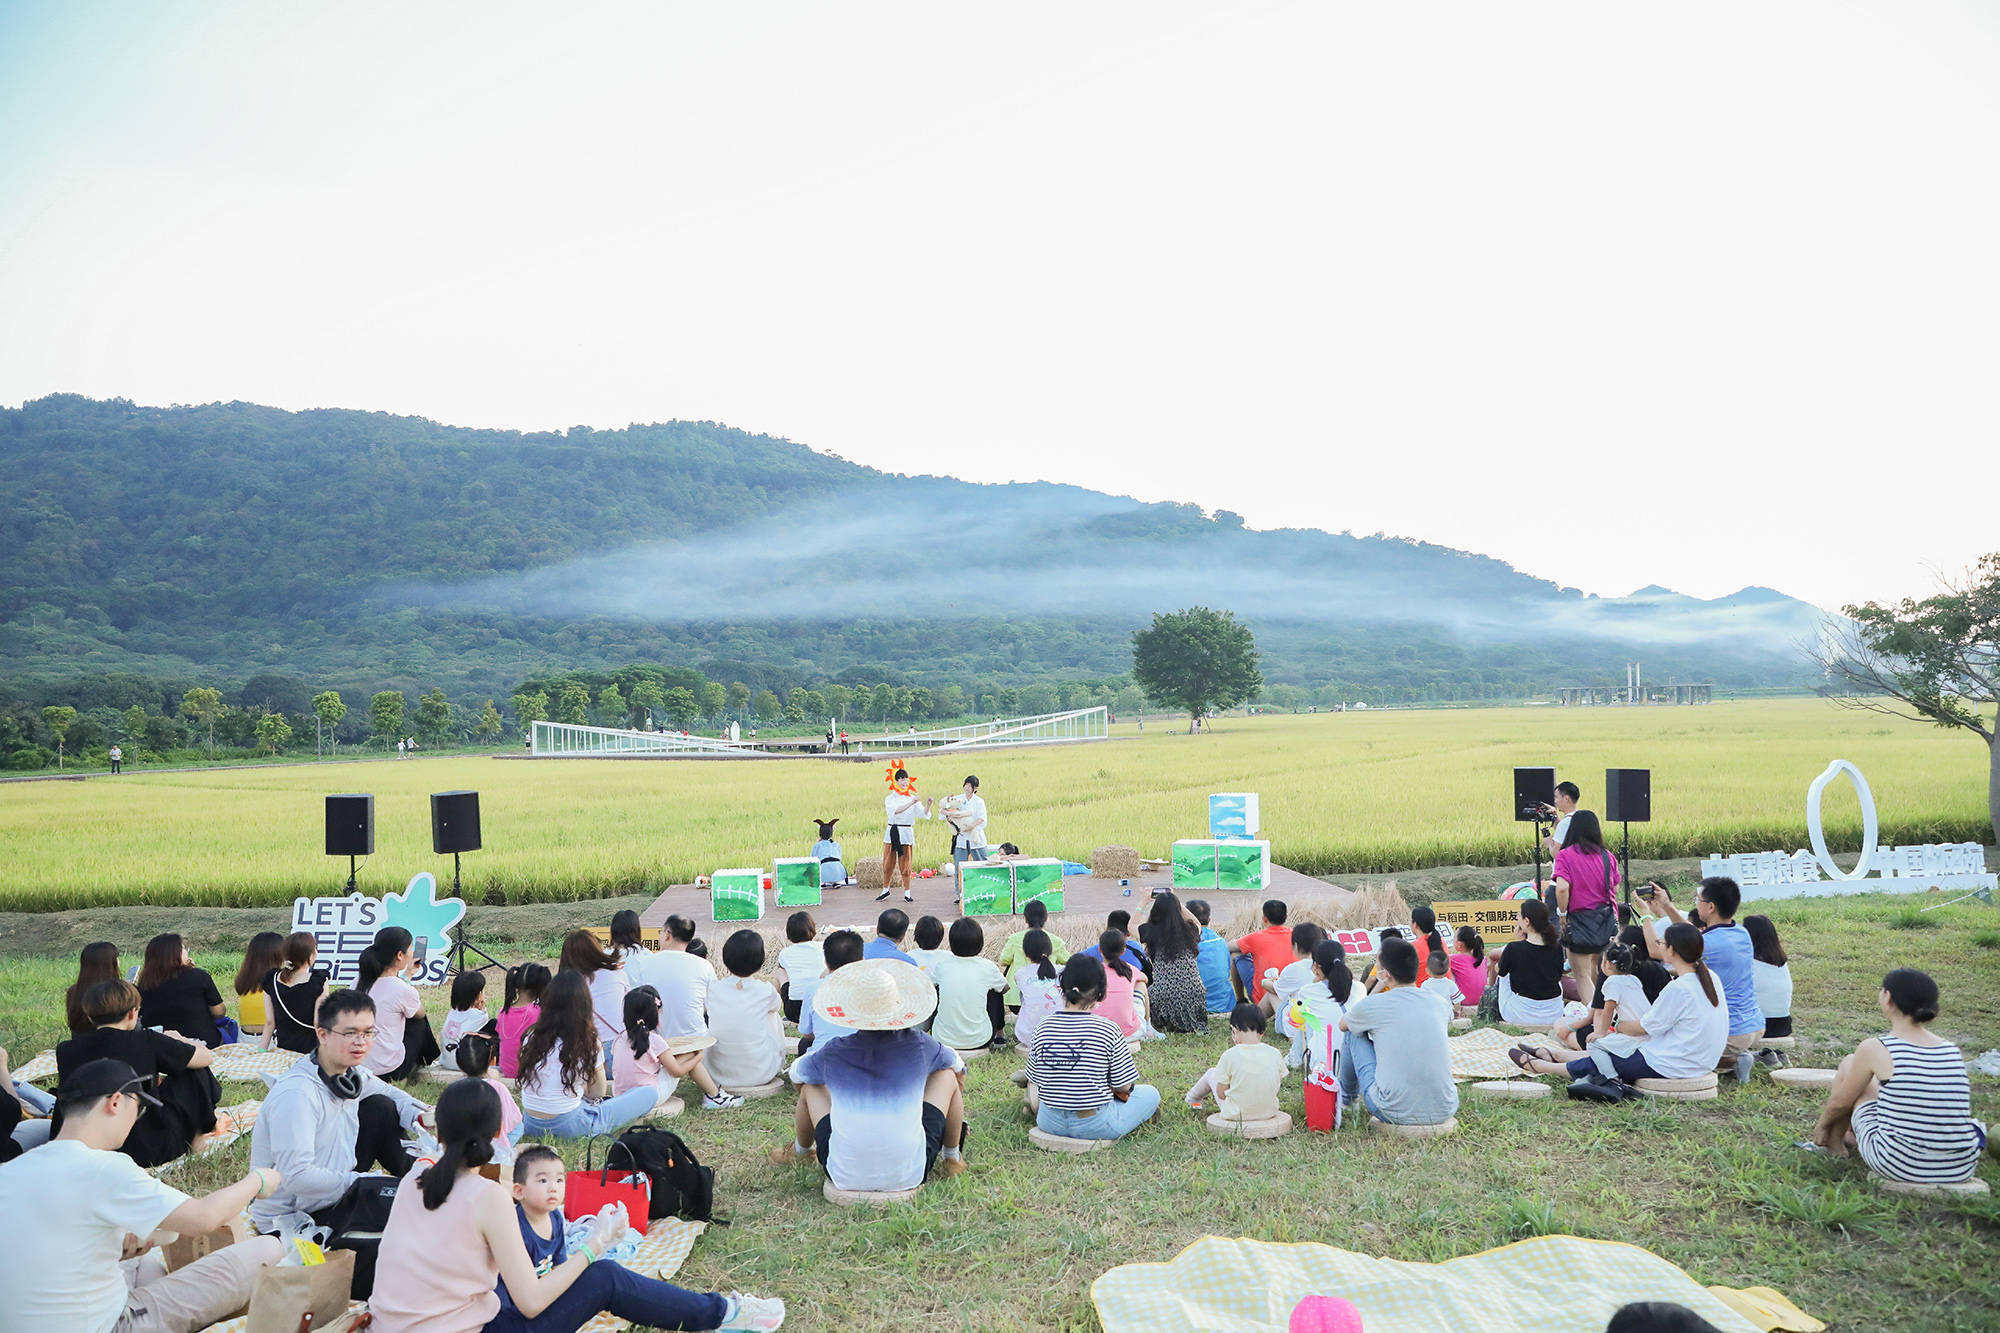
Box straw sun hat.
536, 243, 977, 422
812, 959, 937, 1031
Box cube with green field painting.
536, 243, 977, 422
1215, 840, 1272, 891
1173, 840, 1219, 890
1011, 858, 1064, 914
711, 867, 765, 922
773, 856, 821, 906
960, 861, 1015, 916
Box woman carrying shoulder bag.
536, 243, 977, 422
1550, 810, 1619, 1007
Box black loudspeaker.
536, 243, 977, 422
325, 794, 375, 857
1513, 767, 1556, 821
1605, 768, 1652, 823
431, 790, 482, 855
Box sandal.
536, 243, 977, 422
1507, 1046, 1541, 1073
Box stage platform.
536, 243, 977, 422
637, 861, 1349, 934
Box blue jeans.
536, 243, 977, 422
1336, 1029, 1384, 1119
485, 1258, 727, 1332
1232, 954, 1255, 1003
521, 1087, 659, 1140
1036, 1085, 1161, 1140
13, 1079, 55, 1116
952, 845, 989, 870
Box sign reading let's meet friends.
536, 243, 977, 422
290, 871, 465, 987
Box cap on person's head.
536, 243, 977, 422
57, 1058, 163, 1114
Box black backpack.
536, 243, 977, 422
609, 1127, 717, 1223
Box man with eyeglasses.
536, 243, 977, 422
247, 989, 431, 1285
0, 1058, 284, 1332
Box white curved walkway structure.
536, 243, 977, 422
529, 706, 1108, 759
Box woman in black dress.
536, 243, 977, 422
1142, 893, 1211, 1034
137, 932, 227, 1046
261, 930, 331, 1055
57, 978, 221, 1167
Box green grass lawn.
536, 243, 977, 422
5, 892, 1998, 1331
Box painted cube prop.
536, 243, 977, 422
711, 868, 765, 922
960, 862, 1015, 917
773, 857, 821, 907
1208, 792, 1261, 840
1173, 840, 1219, 890
1215, 840, 1272, 891
1012, 858, 1065, 914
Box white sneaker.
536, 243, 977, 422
719, 1292, 787, 1330
704, 1092, 746, 1110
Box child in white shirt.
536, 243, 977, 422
775, 912, 826, 1025
1269, 924, 1325, 1067
1010, 930, 1063, 1049
1419, 949, 1464, 1007
705, 930, 787, 1092
1291, 940, 1355, 1077
1186, 1003, 1289, 1120
908, 916, 951, 978
931, 918, 1009, 1051
433, 970, 493, 1075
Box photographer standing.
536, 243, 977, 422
1549, 811, 1618, 1007
1541, 781, 1580, 856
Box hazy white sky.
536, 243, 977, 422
3, 2, 1995, 612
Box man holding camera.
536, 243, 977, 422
1540, 781, 1580, 856
1638, 876, 1764, 1080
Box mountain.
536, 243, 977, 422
0, 394, 1825, 707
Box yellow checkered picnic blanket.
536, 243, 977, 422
14, 1044, 298, 1086
1092, 1235, 1765, 1333
1449, 1026, 1531, 1082
197, 1217, 708, 1333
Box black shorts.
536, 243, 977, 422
814, 1103, 947, 1184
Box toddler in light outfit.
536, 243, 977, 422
1186, 1004, 1288, 1120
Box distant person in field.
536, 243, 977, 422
108, 743, 122, 773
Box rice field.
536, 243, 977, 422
0, 699, 1990, 911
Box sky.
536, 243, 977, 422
2, 2, 1995, 613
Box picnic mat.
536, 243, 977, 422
152, 1099, 262, 1178
1091, 1235, 1767, 1333
1448, 1027, 1531, 1082
15, 1044, 298, 1086
197, 1216, 708, 1333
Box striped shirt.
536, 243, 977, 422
1028, 1009, 1137, 1112
1852, 1036, 1983, 1185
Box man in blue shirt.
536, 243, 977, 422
1185, 899, 1237, 1014
1646, 876, 1764, 1080
863, 910, 916, 965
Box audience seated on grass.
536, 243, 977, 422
616, 985, 740, 1109
560, 929, 630, 1060
358, 927, 439, 1079
1553, 939, 1664, 1056
907, 915, 949, 975
796, 930, 866, 1054
1337, 937, 1457, 1127
1231, 900, 1294, 1006
1, 1044, 48, 1159
262, 930, 332, 1055
1185, 899, 1237, 1014
776, 912, 827, 1025
706, 930, 787, 1091
1744, 914, 1794, 1062
1448, 926, 1488, 1013
496, 963, 550, 1080
370, 1080, 786, 1332
1090, 929, 1146, 1040
623, 914, 715, 1041
1011, 931, 1064, 1048
1420, 946, 1463, 1007
517, 972, 671, 1140
998, 899, 1072, 1009
1642, 877, 1763, 1079
1496, 901, 1565, 1027
1094, 909, 1154, 981
1185, 1004, 1287, 1121
1408, 905, 1444, 975
67, 941, 123, 1038
1509, 924, 1728, 1088
455, 1032, 524, 1169
233, 930, 285, 1039
931, 917, 1009, 1051
1289, 940, 1354, 1076
1141, 892, 1211, 1034
435, 969, 495, 1076
248, 988, 432, 1250
1811, 968, 1985, 1186
770, 959, 969, 1190
138, 933, 229, 1048
55, 978, 222, 1169
1028, 954, 1161, 1142
608, 908, 651, 968
0, 1057, 285, 1333
865, 909, 918, 965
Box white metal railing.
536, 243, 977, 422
530, 707, 1109, 758
530, 721, 775, 757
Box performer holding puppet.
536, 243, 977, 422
812, 818, 851, 889
878, 765, 932, 902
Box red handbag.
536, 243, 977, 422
563, 1136, 652, 1234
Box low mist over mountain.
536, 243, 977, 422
1, 395, 1824, 703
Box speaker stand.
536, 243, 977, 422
345, 855, 358, 895
1532, 816, 1551, 914
1619, 821, 1633, 913
444, 852, 507, 977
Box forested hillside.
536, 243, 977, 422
1, 395, 1823, 718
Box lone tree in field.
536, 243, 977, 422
181, 687, 222, 756
370, 691, 407, 747
1131, 606, 1263, 732
1808, 552, 2000, 839
312, 690, 347, 759
41, 705, 77, 768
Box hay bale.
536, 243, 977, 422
1091, 845, 1141, 878
856, 858, 885, 892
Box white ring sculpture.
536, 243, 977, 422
1805, 759, 1878, 881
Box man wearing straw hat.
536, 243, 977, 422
768, 960, 969, 1191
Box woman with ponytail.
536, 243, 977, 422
1408, 906, 1445, 972
359, 927, 435, 1080
1811, 969, 1984, 1185
1010, 930, 1062, 1047
1448, 926, 1487, 1015
1509, 922, 1727, 1085
1496, 900, 1565, 1027
370, 1078, 785, 1331
1026, 954, 1160, 1143
517, 972, 665, 1139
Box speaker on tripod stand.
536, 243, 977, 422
430, 791, 503, 976
325, 794, 374, 893
1604, 769, 1652, 907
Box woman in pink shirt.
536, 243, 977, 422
495, 964, 549, 1080
1550, 810, 1620, 1008
1091, 930, 1144, 1039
